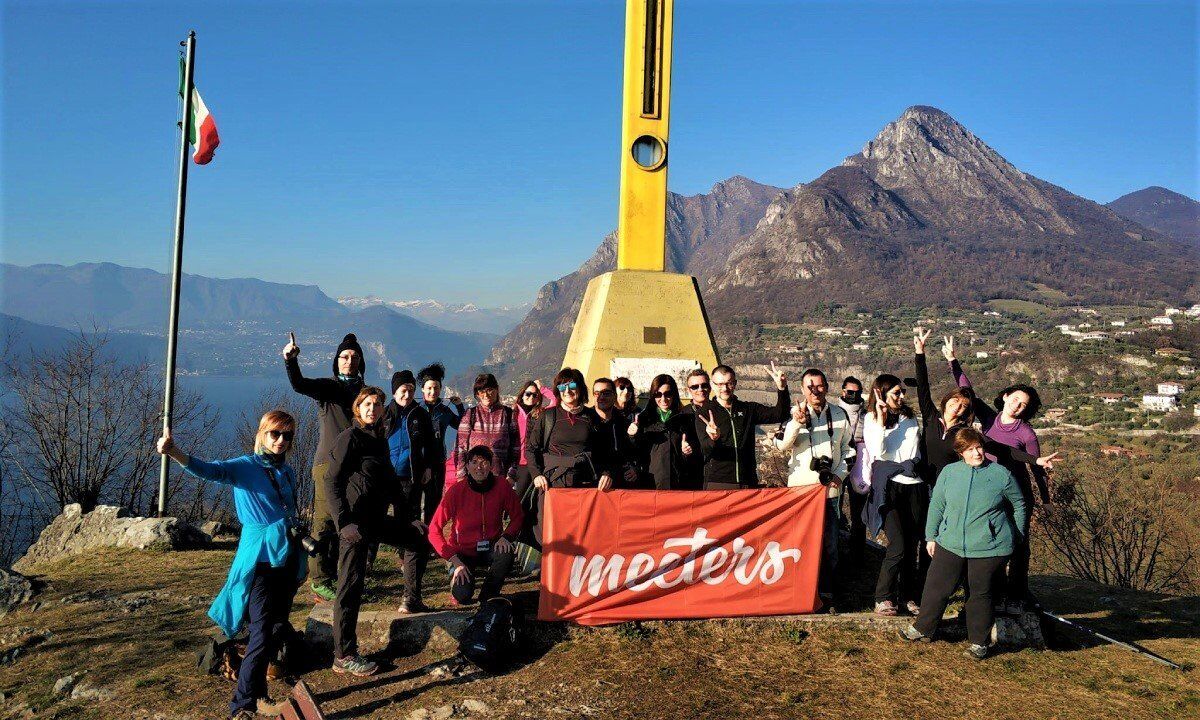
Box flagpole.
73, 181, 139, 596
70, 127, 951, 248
159, 30, 196, 517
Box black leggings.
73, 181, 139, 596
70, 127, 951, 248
915, 548, 1008, 646
874, 481, 929, 605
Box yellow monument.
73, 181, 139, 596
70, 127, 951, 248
562, 0, 721, 390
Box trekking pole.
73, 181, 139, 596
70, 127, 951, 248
1039, 609, 1184, 671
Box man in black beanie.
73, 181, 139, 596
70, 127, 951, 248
283, 332, 366, 603
385, 369, 437, 613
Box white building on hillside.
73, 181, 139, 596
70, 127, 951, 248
1187, 304, 1200, 317
1158, 381, 1185, 396
1143, 394, 1180, 412
1151, 316, 1174, 326
1165, 307, 1182, 316
1110, 320, 1126, 327
975, 351, 989, 358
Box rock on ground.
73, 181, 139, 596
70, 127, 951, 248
0, 569, 35, 617
13, 504, 208, 572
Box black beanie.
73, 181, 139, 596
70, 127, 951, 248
333, 333, 365, 377
417, 362, 446, 384
391, 370, 416, 395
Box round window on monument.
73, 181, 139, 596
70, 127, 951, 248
631, 135, 666, 170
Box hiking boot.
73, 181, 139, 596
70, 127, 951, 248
818, 594, 838, 615
256, 697, 290, 717
898, 625, 930, 643
964, 643, 989, 660
874, 600, 898, 616
905, 600, 920, 616
310, 580, 336, 603
332, 654, 379, 677
398, 598, 433, 614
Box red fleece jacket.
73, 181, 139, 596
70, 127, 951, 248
427, 475, 524, 559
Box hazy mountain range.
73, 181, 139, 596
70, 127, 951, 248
483, 105, 1200, 384
337, 296, 531, 334
0, 263, 495, 383
1107, 186, 1200, 247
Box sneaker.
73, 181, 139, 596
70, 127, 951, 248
874, 600, 898, 616
256, 697, 289, 717
398, 598, 433, 614
964, 643, 989, 660
898, 625, 930, 642
905, 601, 920, 616
332, 654, 379, 677
310, 580, 336, 603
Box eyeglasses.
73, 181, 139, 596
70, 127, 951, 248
653, 391, 675, 398
557, 381, 579, 392
266, 430, 294, 441
688, 383, 711, 391
712, 381, 734, 388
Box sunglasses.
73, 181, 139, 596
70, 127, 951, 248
557, 381, 579, 392
653, 391, 676, 398
522, 391, 538, 398
266, 430, 294, 441
688, 383, 711, 391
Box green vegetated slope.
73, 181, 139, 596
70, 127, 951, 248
1, 548, 1196, 720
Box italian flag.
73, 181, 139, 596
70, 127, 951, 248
179, 58, 219, 165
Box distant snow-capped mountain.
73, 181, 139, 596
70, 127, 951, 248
337, 296, 531, 334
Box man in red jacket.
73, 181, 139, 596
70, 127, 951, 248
428, 445, 525, 605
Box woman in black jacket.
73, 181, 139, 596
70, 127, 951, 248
628, 374, 701, 489
323, 386, 394, 678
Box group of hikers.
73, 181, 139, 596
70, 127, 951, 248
155, 328, 1059, 720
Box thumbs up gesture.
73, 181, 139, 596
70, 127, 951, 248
627, 413, 640, 437
681, 435, 693, 456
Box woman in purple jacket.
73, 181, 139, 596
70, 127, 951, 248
942, 335, 1050, 613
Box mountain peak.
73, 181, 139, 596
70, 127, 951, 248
1108, 185, 1200, 245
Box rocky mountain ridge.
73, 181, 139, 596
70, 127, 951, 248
485, 106, 1200, 385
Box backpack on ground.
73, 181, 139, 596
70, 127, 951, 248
458, 597, 519, 673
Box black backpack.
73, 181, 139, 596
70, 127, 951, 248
458, 597, 519, 673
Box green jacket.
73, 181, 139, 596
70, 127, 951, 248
927, 460, 1027, 558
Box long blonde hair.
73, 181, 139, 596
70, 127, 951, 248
254, 410, 297, 454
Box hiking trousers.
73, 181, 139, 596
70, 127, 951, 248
915, 548, 1008, 646
874, 481, 930, 605
448, 549, 515, 605
231, 555, 298, 716
309, 462, 339, 585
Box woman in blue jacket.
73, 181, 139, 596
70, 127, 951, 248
157, 410, 305, 720
899, 427, 1027, 660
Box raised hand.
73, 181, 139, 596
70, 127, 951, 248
627, 413, 640, 437
283, 331, 300, 360
701, 410, 721, 441
941, 335, 956, 362
791, 402, 809, 426
767, 361, 788, 390
913, 327, 932, 354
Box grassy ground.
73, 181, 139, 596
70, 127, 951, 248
1, 546, 1196, 720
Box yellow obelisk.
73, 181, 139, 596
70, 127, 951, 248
562, 0, 721, 391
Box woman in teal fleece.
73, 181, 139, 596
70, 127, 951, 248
157, 410, 305, 720
900, 427, 1027, 660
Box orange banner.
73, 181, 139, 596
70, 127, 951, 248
538, 487, 826, 625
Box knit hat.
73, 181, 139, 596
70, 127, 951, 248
333, 333, 365, 377
391, 369, 416, 395
417, 362, 446, 384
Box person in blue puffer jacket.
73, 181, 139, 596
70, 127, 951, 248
157, 410, 305, 720
899, 427, 1028, 661
384, 369, 436, 613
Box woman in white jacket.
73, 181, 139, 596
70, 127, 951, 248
863, 373, 926, 617
774, 369, 855, 606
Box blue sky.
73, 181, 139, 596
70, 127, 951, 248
2, 0, 1196, 307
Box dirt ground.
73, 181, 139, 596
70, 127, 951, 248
1, 544, 1196, 720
